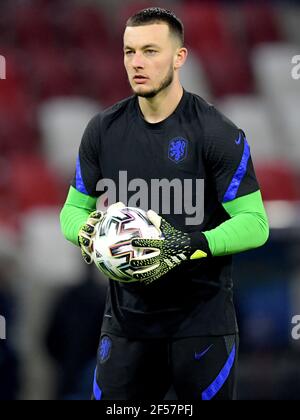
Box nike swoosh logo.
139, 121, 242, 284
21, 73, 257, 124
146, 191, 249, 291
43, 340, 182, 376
195, 344, 213, 360
235, 133, 242, 145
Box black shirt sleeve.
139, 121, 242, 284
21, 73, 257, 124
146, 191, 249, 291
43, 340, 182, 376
203, 106, 259, 203
71, 114, 102, 197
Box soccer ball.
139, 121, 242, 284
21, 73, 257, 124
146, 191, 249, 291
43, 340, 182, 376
92, 206, 162, 283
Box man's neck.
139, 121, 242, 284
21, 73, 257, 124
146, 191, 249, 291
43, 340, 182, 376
138, 84, 184, 124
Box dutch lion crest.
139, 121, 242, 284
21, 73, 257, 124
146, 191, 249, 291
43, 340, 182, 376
168, 138, 188, 163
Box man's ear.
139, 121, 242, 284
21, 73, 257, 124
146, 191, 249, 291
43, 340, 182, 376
174, 47, 188, 70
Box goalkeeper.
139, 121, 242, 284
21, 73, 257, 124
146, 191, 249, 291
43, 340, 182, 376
60, 7, 269, 400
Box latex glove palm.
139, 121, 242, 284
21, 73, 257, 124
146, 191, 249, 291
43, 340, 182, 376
78, 202, 126, 265
78, 211, 104, 264
130, 210, 210, 284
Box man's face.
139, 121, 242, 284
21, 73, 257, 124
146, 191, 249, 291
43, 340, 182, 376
123, 23, 177, 98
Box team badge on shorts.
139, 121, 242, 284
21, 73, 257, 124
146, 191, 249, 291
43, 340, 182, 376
168, 138, 188, 163
99, 336, 112, 363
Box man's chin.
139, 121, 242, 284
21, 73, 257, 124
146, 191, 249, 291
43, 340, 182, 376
134, 87, 157, 99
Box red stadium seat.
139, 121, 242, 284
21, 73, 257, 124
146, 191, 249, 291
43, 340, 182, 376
6, 154, 65, 212
256, 162, 300, 202
29, 48, 78, 100
242, 4, 283, 49
77, 46, 130, 106
0, 157, 19, 230
199, 44, 254, 97
0, 49, 40, 155
0, 93, 39, 156
181, 4, 235, 53
64, 5, 110, 49
13, 5, 56, 49
0, 49, 29, 99
0, 3, 15, 48
179, 4, 255, 97
0, 204, 19, 231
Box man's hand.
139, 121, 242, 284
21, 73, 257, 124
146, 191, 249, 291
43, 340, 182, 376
130, 210, 210, 284
78, 202, 126, 265
78, 211, 104, 264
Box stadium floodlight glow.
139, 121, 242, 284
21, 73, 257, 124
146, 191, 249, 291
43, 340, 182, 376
0, 55, 6, 80
0, 316, 6, 340
265, 201, 299, 229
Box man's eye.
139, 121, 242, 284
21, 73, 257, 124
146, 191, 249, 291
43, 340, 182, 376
125, 51, 134, 56
145, 50, 157, 55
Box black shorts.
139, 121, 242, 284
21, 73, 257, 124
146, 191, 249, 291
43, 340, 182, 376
92, 333, 239, 401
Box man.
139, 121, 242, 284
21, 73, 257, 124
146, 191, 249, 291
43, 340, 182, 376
60, 8, 269, 400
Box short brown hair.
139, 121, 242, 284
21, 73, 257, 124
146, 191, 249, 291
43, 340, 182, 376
126, 7, 184, 47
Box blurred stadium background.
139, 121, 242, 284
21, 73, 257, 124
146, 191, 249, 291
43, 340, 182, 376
0, 0, 300, 400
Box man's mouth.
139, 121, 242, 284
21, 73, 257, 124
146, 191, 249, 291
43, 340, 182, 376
133, 75, 149, 84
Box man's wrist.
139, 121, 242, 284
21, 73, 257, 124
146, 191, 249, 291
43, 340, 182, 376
189, 231, 212, 259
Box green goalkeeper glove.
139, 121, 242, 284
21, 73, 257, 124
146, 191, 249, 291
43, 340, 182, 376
78, 211, 104, 264
130, 210, 211, 284
78, 202, 126, 265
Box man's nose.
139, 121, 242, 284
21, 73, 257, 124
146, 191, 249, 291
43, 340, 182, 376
131, 52, 144, 69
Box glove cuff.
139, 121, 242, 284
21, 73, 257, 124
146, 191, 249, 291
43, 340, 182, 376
189, 231, 212, 258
